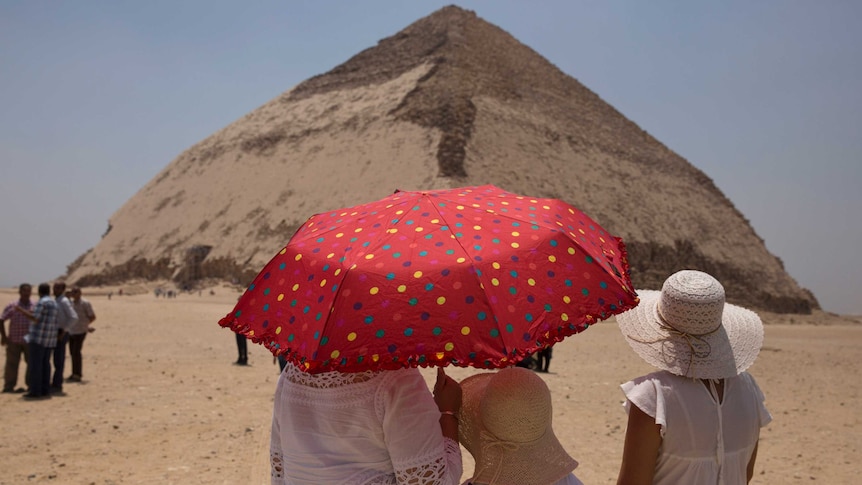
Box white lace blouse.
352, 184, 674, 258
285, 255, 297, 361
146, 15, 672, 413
271, 364, 463, 485
621, 370, 772, 485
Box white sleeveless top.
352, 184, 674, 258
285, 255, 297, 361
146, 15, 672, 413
622, 371, 772, 485
271, 364, 462, 485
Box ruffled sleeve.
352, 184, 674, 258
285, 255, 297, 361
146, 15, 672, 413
741, 372, 773, 428
621, 372, 669, 438
377, 369, 463, 485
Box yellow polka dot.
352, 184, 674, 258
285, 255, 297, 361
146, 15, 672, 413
248, 330, 255, 337
437, 296, 446, 305
372, 354, 380, 362
473, 225, 482, 230
415, 227, 424, 232
320, 279, 327, 287
431, 219, 440, 224
436, 352, 445, 360
350, 263, 358, 270
444, 342, 454, 351
568, 208, 575, 214
292, 284, 300, 291
512, 231, 520, 237
354, 228, 363, 233
347, 332, 357, 341
327, 253, 335, 259
294, 254, 302, 261
279, 248, 286, 255
277, 294, 284, 301
456, 257, 466, 263
563, 295, 571, 304
472, 204, 480, 208
543, 205, 550, 210
387, 228, 398, 234
491, 278, 500, 286
492, 262, 501, 270
567, 247, 575, 255
413, 271, 423, 278
561, 313, 569, 321
461, 327, 470, 336
370, 287, 379, 295
511, 242, 520, 249
579, 229, 586, 235
334, 268, 342, 276
275, 327, 282, 335
397, 285, 407, 293
548, 255, 557, 263
330, 350, 340, 359
395, 210, 404, 215
365, 254, 374, 260
528, 278, 536, 286
456, 205, 464, 210
335, 232, 344, 238
501, 201, 509, 205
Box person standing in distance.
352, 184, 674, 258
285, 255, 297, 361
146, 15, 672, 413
1, 283, 33, 393
16, 283, 60, 399
51, 282, 77, 393
67, 287, 96, 382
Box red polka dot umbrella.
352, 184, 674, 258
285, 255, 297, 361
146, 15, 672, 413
219, 185, 638, 373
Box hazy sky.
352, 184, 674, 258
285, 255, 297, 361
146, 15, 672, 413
1, 1, 860, 314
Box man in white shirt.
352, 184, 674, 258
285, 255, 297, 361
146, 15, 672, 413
67, 287, 96, 382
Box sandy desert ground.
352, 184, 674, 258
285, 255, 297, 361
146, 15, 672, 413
0, 285, 859, 484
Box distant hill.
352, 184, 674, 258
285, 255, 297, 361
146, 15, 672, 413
66, 6, 817, 313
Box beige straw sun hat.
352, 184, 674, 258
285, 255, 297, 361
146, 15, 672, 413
616, 270, 764, 380
458, 367, 577, 485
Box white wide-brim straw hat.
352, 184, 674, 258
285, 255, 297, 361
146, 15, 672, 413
458, 367, 577, 485
616, 270, 764, 380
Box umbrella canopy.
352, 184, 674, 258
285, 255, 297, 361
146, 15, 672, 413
219, 185, 638, 373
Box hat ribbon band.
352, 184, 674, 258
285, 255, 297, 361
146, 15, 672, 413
475, 430, 523, 484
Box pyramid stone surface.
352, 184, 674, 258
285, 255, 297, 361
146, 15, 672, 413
66, 6, 817, 313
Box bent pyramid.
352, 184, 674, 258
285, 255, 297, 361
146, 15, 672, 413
66, 6, 817, 313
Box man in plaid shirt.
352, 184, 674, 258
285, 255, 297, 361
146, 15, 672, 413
16, 283, 59, 399
1, 283, 33, 393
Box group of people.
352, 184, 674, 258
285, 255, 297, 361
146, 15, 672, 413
0, 282, 96, 400
266, 270, 770, 484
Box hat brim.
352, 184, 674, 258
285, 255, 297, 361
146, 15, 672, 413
616, 290, 764, 379
458, 371, 577, 485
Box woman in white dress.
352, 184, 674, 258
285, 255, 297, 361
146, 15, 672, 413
615, 270, 772, 485
457, 367, 583, 485
270, 366, 462, 485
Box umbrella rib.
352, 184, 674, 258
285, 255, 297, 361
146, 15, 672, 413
425, 196, 516, 360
